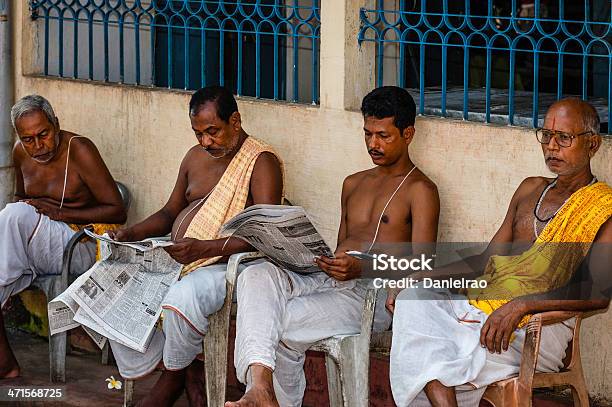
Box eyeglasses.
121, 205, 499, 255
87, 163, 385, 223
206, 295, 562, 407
536, 128, 593, 148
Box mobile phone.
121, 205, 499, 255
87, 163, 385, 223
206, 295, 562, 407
345, 250, 376, 260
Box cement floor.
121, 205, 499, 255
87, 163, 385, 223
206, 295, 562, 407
0, 329, 581, 407
0, 329, 231, 406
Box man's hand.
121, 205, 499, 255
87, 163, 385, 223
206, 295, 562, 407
315, 252, 361, 281
164, 238, 212, 265
385, 287, 403, 313
480, 300, 527, 354
108, 227, 138, 242
25, 198, 63, 221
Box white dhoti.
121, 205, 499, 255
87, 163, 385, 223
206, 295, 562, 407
0, 202, 96, 307
390, 287, 574, 407
110, 260, 261, 379
234, 261, 392, 407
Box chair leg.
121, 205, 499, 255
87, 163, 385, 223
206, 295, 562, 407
49, 331, 66, 383
47, 277, 67, 383
123, 379, 135, 407
337, 338, 369, 407
324, 354, 343, 407
203, 314, 229, 407
101, 342, 111, 365
570, 382, 590, 407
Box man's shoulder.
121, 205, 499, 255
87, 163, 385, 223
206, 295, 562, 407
65, 133, 98, 155
253, 151, 282, 173
342, 169, 373, 191
514, 176, 551, 197
345, 168, 373, 182
406, 170, 438, 194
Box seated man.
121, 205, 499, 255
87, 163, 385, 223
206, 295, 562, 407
0, 95, 127, 378
388, 98, 612, 406
108, 86, 283, 406
226, 86, 440, 407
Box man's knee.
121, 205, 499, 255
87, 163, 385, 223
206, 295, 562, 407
162, 308, 202, 337
165, 267, 225, 313
396, 286, 439, 302
237, 262, 282, 291
0, 202, 37, 228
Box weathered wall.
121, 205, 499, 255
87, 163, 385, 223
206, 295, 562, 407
8, 1, 612, 400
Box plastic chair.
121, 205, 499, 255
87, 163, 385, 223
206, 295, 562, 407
482, 311, 591, 407
37, 181, 131, 382
309, 286, 391, 407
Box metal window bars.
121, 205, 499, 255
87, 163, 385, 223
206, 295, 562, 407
359, 0, 611, 132
30, 0, 320, 104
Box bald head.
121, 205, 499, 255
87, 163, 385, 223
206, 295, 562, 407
545, 98, 600, 135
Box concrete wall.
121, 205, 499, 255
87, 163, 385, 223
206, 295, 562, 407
8, 1, 612, 401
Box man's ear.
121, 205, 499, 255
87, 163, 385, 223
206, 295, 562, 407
588, 134, 602, 158
403, 126, 415, 144
231, 111, 241, 131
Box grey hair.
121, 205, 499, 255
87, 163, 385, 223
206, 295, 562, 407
10, 95, 58, 131
582, 105, 600, 135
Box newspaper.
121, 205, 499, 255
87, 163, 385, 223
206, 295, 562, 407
220, 204, 334, 274
48, 241, 182, 352
84, 229, 174, 251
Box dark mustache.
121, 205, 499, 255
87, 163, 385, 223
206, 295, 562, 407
368, 149, 383, 155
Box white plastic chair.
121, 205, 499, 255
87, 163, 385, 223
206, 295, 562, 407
310, 286, 391, 407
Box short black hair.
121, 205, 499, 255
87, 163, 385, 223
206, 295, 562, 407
189, 86, 238, 123
361, 86, 417, 134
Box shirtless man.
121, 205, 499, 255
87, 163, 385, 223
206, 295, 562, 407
226, 86, 440, 406
388, 98, 612, 406
0, 95, 126, 378
108, 86, 283, 406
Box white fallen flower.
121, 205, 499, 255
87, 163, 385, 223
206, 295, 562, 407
106, 376, 122, 390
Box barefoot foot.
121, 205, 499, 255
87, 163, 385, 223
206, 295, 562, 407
0, 365, 20, 379
224, 386, 279, 407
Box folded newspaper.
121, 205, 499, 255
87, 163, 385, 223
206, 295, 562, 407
48, 236, 181, 353
220, 204, 334, 274
83, 229, 174, 251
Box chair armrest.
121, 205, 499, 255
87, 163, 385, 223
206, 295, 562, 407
516, 310, 584, 395
225, 251, 265, 284
531, 311, 582, 326
61, 228, 90, 287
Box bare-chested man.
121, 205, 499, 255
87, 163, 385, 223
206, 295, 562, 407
226, 86, 440, 407
0, 95, 126, 378
388, 98, 612, 406
108, 86, 283, 406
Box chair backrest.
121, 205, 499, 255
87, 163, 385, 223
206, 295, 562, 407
116, 181, 132, 212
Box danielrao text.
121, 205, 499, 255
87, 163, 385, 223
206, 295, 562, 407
373, 277, 488, 289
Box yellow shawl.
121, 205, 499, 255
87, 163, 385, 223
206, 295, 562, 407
468, 181, 612, 328
69, 223, 121, 261
181, 136, 282, 276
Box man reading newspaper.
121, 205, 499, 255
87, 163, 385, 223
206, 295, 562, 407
226, 86, 440, 407
108, 86, 283, 406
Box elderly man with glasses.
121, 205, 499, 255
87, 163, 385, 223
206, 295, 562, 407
387, 98, 612, 406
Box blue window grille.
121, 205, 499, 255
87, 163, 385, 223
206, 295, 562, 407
359, 0, 611, 133
29, 1, 321, 104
